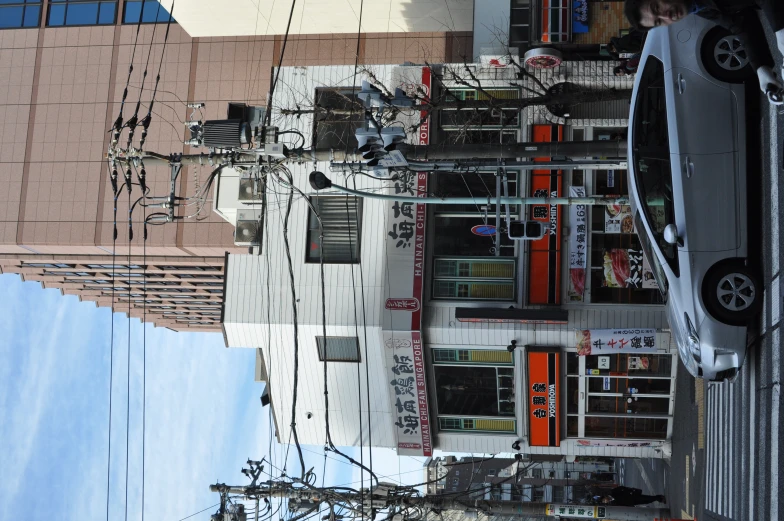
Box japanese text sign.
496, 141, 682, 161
568, 186, 587, 301
576, 328, 658, 355
527, 351, 560, 447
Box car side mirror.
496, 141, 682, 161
663, 224, 683, 247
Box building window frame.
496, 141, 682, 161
122, 0, 174, 24
306, 195, 362, 264
315, 336, 361, 362
47, 0, 118, 27
312, 88, 364, 150
0, 0, 43, 29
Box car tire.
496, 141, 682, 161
700, 28, 754, 83
703, 262, 762, 325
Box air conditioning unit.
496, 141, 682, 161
238, 176, 261, 202
234, 209, 263, 246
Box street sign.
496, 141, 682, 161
471, 224, 497, 236
546, 504, 605, 518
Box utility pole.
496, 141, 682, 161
110, 139, 626, 167
298, 140, 627, 163
208, 480, 671, 521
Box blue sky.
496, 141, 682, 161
0, 274, 429, 521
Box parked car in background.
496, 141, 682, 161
627, 16, 761, 382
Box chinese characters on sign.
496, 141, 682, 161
546, 504, 604, 519
568, 186, 587, 301
384, 332, 432, 456
527, 351, 561, 447
575, 328, 658, 356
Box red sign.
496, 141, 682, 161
410, 66, 430, 331
528, 125, 563, 305
528, 351, 561, 447
385, 298, 420, 311
382, 66, 433, 457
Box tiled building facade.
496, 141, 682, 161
0, 1, 471, 331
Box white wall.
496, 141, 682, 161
170, 0, 473, 38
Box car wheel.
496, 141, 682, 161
700, 28, 754, 83
703, 262, 762, 325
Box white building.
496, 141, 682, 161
219, 58, 677, 460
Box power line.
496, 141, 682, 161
265, 0, 297, 126
175, 503, 221, 521
124, 171, 133, 521
105, 162, 118, 521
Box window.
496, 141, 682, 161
156, 265, 222, 272
123, 0, 173, 23
440, 89, 520, 145
430, 172, 519, 301
315, 336, 360, 362
509, 0, 530, 48
306, 196, 361, 263
631, 57, 679, 277
313, 88, 363, 149
535, 0, 570, 43
0, 1, 42, 28
24, 263, 74, 269
433, 349, 516, 434
48, 0, 117, 26
85, 264, 142, 270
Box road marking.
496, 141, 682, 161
772, 275, 781, 327
633, 459, 654, 494
749, 342, 756, 521
769, 102, 779, 276
685, 454, 690, 509
696, 379, 705, 449
771, 327, 780, 521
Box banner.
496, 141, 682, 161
575, 328, 659, 355
528, 125, 563, 305
527, 351, 560, 447
382, 66, 433, 457
604, 205, 634, 233
602, 248, 643, 288
383, 331, 432, 456
568, 186, 587, 301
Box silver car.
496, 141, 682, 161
627, 16, 762, 382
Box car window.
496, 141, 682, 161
631, 57, 679, 277
634, 210, 668, 298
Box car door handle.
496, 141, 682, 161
677, 73, 685, 94
683, 157, 694, 178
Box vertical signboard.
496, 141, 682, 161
568, 185, 587, 301
383, 67, 433, 456
528, 125, 563, 305
383, 66, 431, 332
527, 350, 561, 447
383, 331, 432, 456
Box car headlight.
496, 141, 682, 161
684, 313, 701, 363
667, 299, 701, 377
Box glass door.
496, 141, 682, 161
564, 352, 675, 440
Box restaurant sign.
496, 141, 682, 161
383, 331, 432, 456
576, 328, 659, 355
527, 351, 561, 447
382, 66, 433, 456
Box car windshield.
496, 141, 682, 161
630, 56, 679, 277
634, 210, 668, 298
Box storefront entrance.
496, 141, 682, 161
564, 352, 675, 440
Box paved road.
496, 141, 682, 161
668, 82, 784, 521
